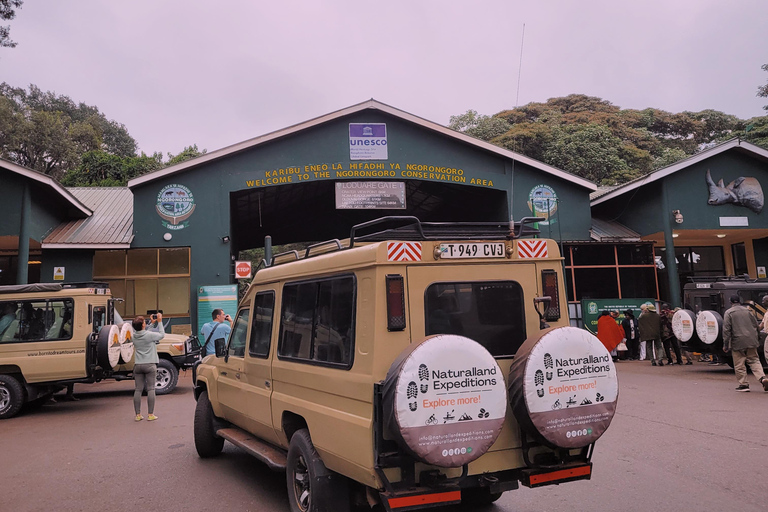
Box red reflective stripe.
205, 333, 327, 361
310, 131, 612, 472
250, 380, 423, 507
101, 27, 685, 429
529, 465, 591, 485
387, 490, 461, 509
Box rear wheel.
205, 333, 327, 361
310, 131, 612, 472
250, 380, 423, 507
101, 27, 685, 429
194, 391, 224, 457
0, 375, 25, 420
461, 488, 503, 507
155, 359, 178, 395
286, 428, 349, 512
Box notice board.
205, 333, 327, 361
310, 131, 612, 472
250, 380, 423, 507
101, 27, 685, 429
197, 285, 238, 335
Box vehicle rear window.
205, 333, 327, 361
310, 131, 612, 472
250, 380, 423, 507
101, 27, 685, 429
278, 275, 356, 369
425, 281, 525, 357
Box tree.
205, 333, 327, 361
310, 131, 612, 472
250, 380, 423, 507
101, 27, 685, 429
758, 64, 768, 111
0, 83, 139, 177
0, 0, 22, 48
60, 150, 163, 187
166, 144, 207, 166
448, 110, 511, 141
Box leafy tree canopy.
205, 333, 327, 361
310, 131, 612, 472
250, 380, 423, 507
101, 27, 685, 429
759, 64, 768, 111
0, 0, 22, 48
450, 93, 768, 186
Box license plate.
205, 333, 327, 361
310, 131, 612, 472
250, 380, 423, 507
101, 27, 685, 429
439, 243, 506, 259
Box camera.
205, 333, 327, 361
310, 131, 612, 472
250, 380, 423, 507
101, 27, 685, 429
151, 314, 157, 320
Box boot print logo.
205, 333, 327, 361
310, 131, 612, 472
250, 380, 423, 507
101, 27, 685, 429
419, 363, 429, 393
535, 369, 544, 397
544, 353, 553, 381
407, 381, 418, 411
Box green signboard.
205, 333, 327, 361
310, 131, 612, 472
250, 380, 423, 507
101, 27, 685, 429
581, 298, 656, 335
197, 285, 239, 336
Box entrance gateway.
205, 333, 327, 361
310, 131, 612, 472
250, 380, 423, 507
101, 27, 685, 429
125, 100, 596, 331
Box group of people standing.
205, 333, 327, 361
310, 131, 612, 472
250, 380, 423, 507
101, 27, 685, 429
597, 305, 691, 365
596, 296, 768, 393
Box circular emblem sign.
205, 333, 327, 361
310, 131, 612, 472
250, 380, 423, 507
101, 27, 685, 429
509, 327, 618, 449
383, 335, 507, 468
156, 184, 195, 231
527, 184, 558, 225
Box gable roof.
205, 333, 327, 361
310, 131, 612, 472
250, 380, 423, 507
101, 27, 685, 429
591, 139, 768, 207
0, 158, 91, 217
127, 99, 597, 191
42, 188, 133, 249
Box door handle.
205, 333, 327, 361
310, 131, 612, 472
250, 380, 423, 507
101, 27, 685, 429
220, 371, 227, 376
265, 381, 271, 388
236, 373, 241, 379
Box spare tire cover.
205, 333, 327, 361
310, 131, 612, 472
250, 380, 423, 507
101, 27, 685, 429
96, 325, 121, 369
696, 310, 723, 345
508, 327, 618, 449
672, 309, 698, 343
119, 323, 135, 364
382, 335, 507, 468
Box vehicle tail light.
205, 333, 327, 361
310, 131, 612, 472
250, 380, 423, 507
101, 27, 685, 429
541, 270, 561, 321
386, 275, 406, 331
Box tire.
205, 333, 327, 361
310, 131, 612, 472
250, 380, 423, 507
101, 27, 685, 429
286, 429, 350, 512
461, 488, 503, 507
194, 391, 224, 458
0, 375, 25, 420
154, 359, 179, 395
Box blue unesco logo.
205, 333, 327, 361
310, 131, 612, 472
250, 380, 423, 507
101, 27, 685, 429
156, 184, 195, 230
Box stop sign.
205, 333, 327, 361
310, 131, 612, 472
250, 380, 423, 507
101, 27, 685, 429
234, 260, 252, 279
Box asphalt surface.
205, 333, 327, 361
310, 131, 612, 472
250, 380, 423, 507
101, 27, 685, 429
1, 361, 766, 512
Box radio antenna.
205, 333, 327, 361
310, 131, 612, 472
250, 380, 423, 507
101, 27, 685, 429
515, 23, 526, 108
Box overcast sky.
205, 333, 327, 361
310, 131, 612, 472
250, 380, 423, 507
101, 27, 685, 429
3, 1, 767, 157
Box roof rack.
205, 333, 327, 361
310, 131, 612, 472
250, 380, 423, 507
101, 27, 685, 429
0, 282, 111, 296
266, 216, 543, 268
686, 275, 768, 284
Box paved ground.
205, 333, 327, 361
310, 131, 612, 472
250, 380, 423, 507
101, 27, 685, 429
1, 361, 766, 512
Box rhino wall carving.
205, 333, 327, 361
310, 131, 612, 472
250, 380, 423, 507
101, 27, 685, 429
705, 170, 764, 214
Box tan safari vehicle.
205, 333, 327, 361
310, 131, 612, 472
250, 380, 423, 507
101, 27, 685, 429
0, 282, 199, 419
193, 217, 619, 512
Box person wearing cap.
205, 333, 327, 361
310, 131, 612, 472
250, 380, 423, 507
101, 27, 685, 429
638, 303, 664, 366
637, 304, 649, 360
621, 309, 640, 360
660, 304, 683, 365
723, 295, 768, 392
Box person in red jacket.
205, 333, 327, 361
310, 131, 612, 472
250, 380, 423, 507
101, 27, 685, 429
597, 311, 624, 361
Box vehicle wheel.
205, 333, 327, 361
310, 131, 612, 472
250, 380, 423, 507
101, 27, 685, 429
0, 375, 25, 420
194, 391, 224, 457
155, 359, 179, 395
461, 488, 503, 507
286, 428, 350, 512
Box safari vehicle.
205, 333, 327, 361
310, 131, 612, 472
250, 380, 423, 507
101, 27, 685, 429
193, 217, 619, 512
673, 277, 768, 367
0, 282, 198, 419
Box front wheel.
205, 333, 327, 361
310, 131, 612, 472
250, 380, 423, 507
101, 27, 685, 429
286, 429, 349, 512
194, 391, 224, 457
0, 375, 25, 420
155, 359, 179, 395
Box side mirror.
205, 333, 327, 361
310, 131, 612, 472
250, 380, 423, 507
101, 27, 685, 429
215, 338, 227, 358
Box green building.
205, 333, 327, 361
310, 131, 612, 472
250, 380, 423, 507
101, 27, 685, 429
3, 101, 767, 333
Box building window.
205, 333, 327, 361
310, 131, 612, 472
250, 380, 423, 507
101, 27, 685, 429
731, 243, 748, 276
93, 248, 191, 318
563, 243, 658, 302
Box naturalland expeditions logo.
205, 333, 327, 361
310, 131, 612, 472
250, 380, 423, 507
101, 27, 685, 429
528, 184, 558, 225
534, 351, 611, 408
156, 184, 195, 230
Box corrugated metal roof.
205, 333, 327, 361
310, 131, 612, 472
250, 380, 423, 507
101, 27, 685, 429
590, 218, 642, 242
42, 188, 133, 248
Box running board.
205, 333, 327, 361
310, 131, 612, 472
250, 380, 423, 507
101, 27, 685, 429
216, 427, 287, 471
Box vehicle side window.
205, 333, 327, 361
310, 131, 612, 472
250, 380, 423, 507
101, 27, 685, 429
249, 291, 275, 358
278, 275, 356, 369
227, 309, 250, 358
0, 299, 74, 343
425, 281, 525, 357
